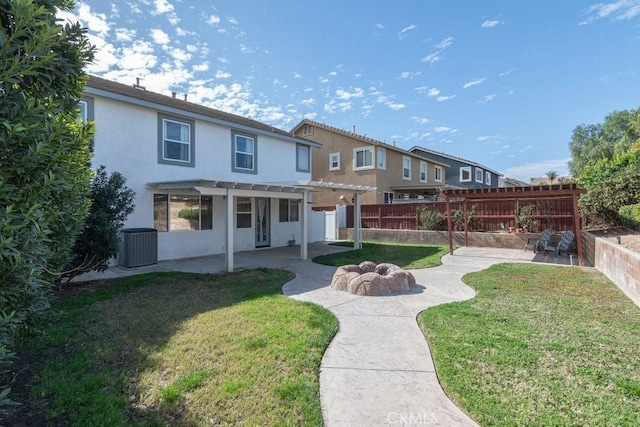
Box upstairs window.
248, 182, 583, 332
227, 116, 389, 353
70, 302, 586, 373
403, 156, 411, 180
158, 114, 195, 167
232, 131, 257, 174
460, 166, 471, 182
475, 168, 484, 183
419, 161, 427, 183
434, 166, 443, 182
377, 148, 386, 169
486, 171, 492, 185
353, 147, 374, 170
296, 144, 310, 172
329, 152, 340, 171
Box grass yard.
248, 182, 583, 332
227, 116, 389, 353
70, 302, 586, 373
313, 241, 450, 269
419, 263, 640, 426
7, 269, 337, 426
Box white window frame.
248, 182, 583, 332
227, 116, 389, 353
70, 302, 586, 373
78, 100, 88, 121
353, 146, 374, 170
486, 171, 492, 185
402, 156, 411, 180
296, 144, 310, 173
419, 161, 427, 183
329, 152, 341, 171
162, 119, 191, 163
383, 191, 394, 204
460, 166, 472, 182
377, 147, 386, 170
434, 165, 443, 182
232, 131, 257, 174
475, 168, 484, 183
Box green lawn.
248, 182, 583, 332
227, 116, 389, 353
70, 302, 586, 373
419, 263, 640, 426
313, 241, 450, 269
8, 269, 337, 426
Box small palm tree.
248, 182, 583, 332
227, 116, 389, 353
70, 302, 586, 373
546, 170, 558, 183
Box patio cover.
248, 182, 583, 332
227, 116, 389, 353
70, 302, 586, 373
147, 179, 376, 271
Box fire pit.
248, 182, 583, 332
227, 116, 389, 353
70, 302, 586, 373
330, 261, 416, 296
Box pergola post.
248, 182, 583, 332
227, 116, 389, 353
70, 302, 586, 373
300, 191, 309, 260
446, 194, 453, 255
463, 200, 468, 247
225, 191, 234, 272
354, 192, 362, 250
572, 192, 584, 266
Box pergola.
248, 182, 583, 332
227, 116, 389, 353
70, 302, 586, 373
441, 184, 587, 265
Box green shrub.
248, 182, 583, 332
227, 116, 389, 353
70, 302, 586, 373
416, 206, 445, 230
516, 204, 541, 232
451, 204, 477, 231
619, 204, 640, 230
178, 208, 200, 221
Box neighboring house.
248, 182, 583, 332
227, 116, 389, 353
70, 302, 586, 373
409, 146, 502, 189
530, 176, 573, 186
500, 177, 529, 187
83, 76, 321, 270
290, 120, 450, 205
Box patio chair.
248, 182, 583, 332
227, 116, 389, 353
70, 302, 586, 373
524, 228, 553, 253
544, 230, 575, 259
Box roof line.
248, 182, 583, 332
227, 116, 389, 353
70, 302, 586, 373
409, 145, 502, 175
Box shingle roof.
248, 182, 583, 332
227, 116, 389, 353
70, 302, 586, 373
86, 75, 319, 146
409, 145, 502, 176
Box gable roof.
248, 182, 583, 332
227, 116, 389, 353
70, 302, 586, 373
290, 119, 449, 167
85, 75, 320, 148
409, 145, 502, 176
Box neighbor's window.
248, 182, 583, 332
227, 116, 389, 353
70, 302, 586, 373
460, 166, 471, 182
475, 168, 484, 183
434, 166, 443, 182
236, 197, 252, 228
302, 124, 313, 135
78, 97, 94, 122
383, 192, 394, 204
486, 171, 492, 185
232, 131, 257, 174
296, 144, 310, 172
353, 147, 374, 170
402, 156, 411, 180
329, 152, 340, 171
158, 114, 195, 167
377, 148, 386, 169
279, 199, 300, 222
419, 161, 427, 183
153, 194, 212, 231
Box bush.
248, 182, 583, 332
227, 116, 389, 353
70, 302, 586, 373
58, 167, 135, 286
451, 204, 477, 231
619, 204, 640, 230
416, 207, 445, 230
517, 204, 541, 233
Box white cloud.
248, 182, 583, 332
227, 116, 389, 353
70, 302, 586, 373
499, 68, 515, 77
328, 71, 338, 76
387, 102, 406, 110
376, 23, 385, 29
293, 72, 302, 79
150, 28, 170, 44
399, 71, 421, 79
463, 77, 486, 88
205, 15, 221, 25
115, 28, 137, 42
398, 24, 417, 39
477, 135, 500, 141
502, 158, 571, 182
193, 63, 209, 72
482, 20, 500, 28
152, 0, 174, 15
215, 70, 231, 78
434, 36, 454, 50
336, 88, 364, 100
427, 88, 440, 97
412, 116, 431, 125
580, 0, 640, 24
434, 126, 451, 132
228, 17, 239, 25
69, 3, 111, 38
437, 95, 456, 102
302, 98, 315, 106
218, 57, 230, 64
480, 94, 497, 103
421, 52, 441, 64
240, 44, 254, 54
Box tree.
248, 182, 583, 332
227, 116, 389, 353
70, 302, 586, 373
546, 170, 558, 183
569, 108, 640, 176
0, 0, 94, 400
59, 167, 135, 286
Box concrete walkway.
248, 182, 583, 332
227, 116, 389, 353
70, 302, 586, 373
77, 243, 566, 426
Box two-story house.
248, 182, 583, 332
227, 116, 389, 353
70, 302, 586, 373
409, 146, 502, 189
84, 76, 322, 271
290, 120, 450, 205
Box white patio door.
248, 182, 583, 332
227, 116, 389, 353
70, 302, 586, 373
255, 198, 270, 248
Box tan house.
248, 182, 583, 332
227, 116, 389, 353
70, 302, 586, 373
291, 119, 450, 206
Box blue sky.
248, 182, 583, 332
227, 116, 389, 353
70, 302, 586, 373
63, 1, 640, 181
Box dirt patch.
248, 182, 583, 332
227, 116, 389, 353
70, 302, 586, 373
589, 228, 640, 253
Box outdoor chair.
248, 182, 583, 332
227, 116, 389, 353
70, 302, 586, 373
524, 228, 554, 253
543, 230, 575, 259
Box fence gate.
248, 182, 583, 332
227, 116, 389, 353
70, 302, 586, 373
324, 210, 337, 240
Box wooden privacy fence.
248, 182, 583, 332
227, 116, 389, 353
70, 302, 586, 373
338, 198, 576, 232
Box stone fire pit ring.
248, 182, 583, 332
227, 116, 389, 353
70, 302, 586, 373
330, 261, 416, 296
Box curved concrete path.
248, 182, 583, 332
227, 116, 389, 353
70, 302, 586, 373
283, 246, 536, 426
